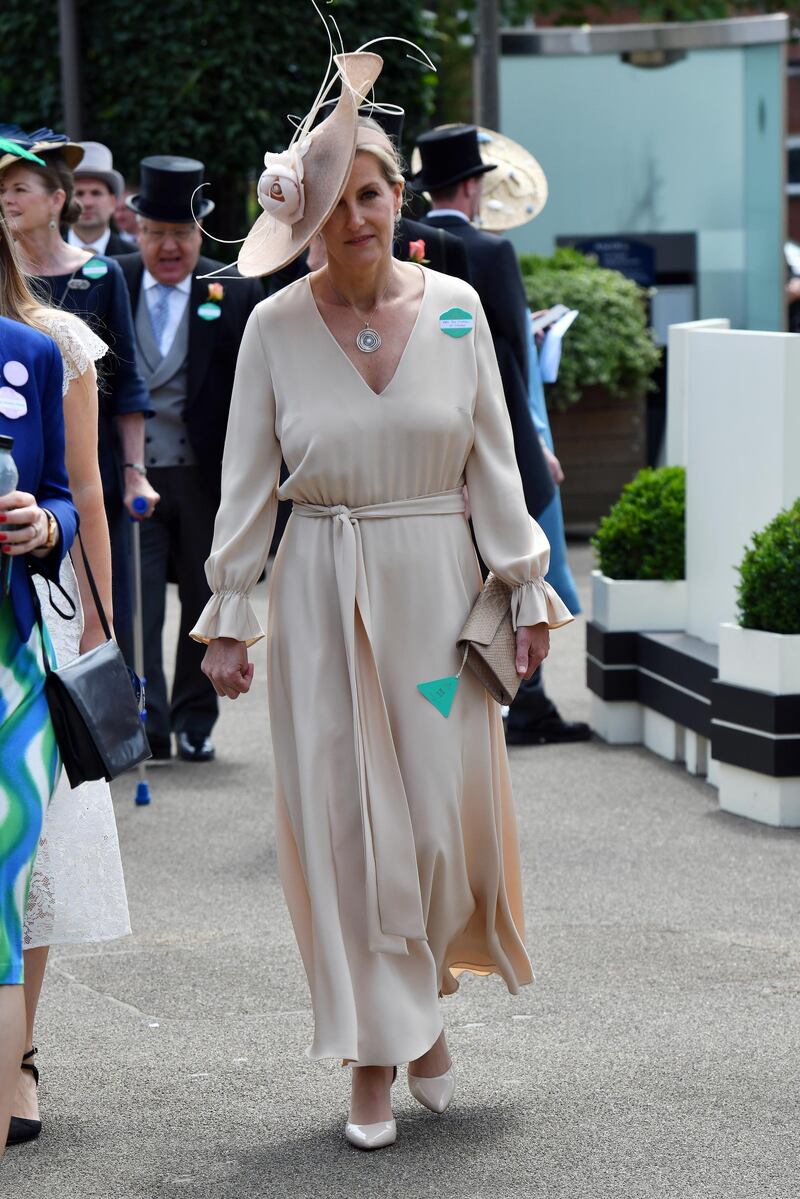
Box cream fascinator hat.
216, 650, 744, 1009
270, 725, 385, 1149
237, 52, 384, 278
410, 124, 547, 231
474, 127, 548, 231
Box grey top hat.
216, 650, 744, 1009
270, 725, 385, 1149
74, 142, 125, 196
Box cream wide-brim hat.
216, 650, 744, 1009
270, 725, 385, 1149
238, 51, 383, 278
410, 124, 548, 232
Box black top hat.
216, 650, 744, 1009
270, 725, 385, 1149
126, 155, 214, 223
410, 125, 496, 194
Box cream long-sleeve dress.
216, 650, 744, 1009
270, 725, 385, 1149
191, 267, 572, 1066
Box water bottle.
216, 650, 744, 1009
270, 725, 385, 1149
0, 434, 18, 598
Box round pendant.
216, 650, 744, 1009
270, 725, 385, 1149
356, 326, 382, 353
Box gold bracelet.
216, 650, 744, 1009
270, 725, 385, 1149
40, 509, 59, 551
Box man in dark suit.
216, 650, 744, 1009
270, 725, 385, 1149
118, 155, 263, 763
413, 125, 589, 746
70, 142, 135, 257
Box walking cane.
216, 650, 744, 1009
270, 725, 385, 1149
131, 496, 151, 806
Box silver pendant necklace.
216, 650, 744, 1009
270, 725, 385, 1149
328, 271, 394, 354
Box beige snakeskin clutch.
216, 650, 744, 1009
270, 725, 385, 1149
457, 573, 521, 706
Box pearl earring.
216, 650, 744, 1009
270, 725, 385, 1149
48, 219, 57, 230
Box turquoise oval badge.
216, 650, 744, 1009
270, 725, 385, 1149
197, 302, 222, 321
82, 257, 108, 280
439, 307, 474, 338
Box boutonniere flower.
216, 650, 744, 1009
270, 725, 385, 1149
408, 238, 429, 265
207, 282, 224, 304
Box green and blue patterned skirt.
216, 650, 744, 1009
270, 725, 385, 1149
0, 597, 59, 985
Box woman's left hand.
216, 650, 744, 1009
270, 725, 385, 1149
515, 622, 550, 679
0, 490, 54, 558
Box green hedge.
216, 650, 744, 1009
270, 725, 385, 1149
736, 501, 800, 634
592, 466, 686, 581
520, 248, 661, 411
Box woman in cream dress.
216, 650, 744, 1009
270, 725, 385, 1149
195, 51, 572, 1149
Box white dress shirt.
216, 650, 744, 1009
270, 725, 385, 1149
142, 270, 192, 358
67, 226, 112, 256
425, 208, 471, 223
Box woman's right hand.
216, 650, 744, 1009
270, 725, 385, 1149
201, 637, 254, 700
0, 490, 53, 556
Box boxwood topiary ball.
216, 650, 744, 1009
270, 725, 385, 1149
591, 466, 685, 581
736, 499, 800, 635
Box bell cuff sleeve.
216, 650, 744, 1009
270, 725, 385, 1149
190, 591, 265, 647
465, 301, 575, 633
511, 578, 574, 632
188, 304, 281, 648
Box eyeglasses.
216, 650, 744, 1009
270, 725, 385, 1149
138, 226, 198, 242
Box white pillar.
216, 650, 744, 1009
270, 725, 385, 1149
665, 319, 730, 467
684, 329, 800, 644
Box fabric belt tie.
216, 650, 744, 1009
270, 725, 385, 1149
294, 488, 466, 956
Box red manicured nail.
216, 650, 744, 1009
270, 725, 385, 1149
0, 514, 6, 522
0, 533, 6, 542
1, 546, 10, 554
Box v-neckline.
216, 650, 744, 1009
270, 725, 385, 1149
306, 267, 428, 398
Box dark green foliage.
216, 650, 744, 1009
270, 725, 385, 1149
520, 248, 661, 411
0, 1, 435, 236
736, 501, 800, 634
591, 466, 686, 581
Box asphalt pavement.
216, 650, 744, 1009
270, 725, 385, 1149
3, 544, 798, 1199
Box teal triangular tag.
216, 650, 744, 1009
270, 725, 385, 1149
417, 675, 460, 718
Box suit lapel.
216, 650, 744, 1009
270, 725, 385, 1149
187, 267, 220, 407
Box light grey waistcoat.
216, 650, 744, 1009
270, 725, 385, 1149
134, 288, 197, 468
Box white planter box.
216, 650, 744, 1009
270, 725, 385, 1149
719, 623, 800, 694
717, 622, 800, 828
591, 570, 688, 632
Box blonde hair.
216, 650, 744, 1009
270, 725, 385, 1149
0, 206, 51, 336
356, 116, 405, 189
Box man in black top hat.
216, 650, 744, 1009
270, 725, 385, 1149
117, 156, 263, 763
413, 125, 590, 747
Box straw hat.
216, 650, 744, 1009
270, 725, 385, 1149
410, 124, 547, 231
238, 51, 383, 278
474, 127, 548, 230
0, 125, 84, 173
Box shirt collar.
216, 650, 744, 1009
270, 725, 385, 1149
142, 269, 193, 295
68, 226, 112, 254
427, 208, 471, 223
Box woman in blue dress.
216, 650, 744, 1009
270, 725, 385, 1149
0, 205, 78, 1159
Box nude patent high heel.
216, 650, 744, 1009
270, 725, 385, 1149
408, 1065, 455, 1114
345, 1066, 397, 1150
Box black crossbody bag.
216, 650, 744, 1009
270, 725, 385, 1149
31, 533, 151, 788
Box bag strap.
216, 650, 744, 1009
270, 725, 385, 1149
70, 531, 113, 642
29, 575, 55, 678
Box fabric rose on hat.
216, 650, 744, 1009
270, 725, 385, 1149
257, 139, 311, 226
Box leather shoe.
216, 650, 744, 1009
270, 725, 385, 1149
177, 732, 215, 763
505, 714, 591, 746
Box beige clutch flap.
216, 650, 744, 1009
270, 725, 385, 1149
456, 573, 521, 706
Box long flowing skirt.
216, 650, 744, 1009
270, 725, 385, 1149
0, 598, 59, 984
